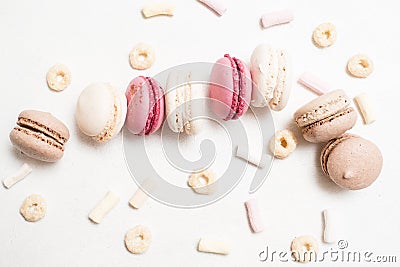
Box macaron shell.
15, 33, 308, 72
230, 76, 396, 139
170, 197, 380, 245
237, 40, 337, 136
294, 89, 350, 127
209, 57, 236, 120
76, 83, 115, 137
18, 110, 70, 142
236, 57, 252, 116
269, 49, 291, 111
325, 136, 383, 190
302, 107, 357, 143
320, 134, 356, 176
10, 127, 64, 162
110, 89, 127, 137
165, 71, 185, 133
126, 77, 151, 135
250, 44, 278, 107
148, 78, 164, 134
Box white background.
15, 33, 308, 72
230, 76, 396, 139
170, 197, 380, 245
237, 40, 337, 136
0, 0, 399, 266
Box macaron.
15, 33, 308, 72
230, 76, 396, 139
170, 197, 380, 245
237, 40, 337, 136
250, 44, 291, 111
209, 54, 252, 120
165, 70, 200, 135
75, 83, 127, 142
9, 110, 70, 162
293, 89, 357, 143
125, 76, 165, 135
320, 134, 383, 190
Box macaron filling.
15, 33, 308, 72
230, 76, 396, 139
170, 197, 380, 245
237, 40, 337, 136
12, 126, 64, 150
16, 117, 67, 145
224, 54, 246, 120
302, 107, 355, 132
143, 77, 161, 135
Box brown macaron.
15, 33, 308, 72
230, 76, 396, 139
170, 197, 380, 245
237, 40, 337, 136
320, 134, 383, 190
294, 90, 357, 143
9, 110, 70, 162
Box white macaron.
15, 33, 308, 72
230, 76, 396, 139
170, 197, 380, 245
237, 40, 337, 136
75, 83, 127, 142
165, 71, 201, 135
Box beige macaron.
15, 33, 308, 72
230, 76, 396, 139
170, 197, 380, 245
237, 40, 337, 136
320, 134, 383, 190
9, 110, 70, 162
293, 90, 357, 143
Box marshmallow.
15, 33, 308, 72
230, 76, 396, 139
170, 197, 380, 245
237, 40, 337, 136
298, 72, 330, 96
245, 198, 264, 233
198, 0, 227, 16
323, 209, 337, 243
261, 9, 294, 29
236, 146, 266, 168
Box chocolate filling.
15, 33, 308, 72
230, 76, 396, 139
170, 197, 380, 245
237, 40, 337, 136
13, 127, 64, 151
17, 118, 67, 144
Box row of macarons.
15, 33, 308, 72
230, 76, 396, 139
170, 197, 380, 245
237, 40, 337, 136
76, 44, 291, 141
9, 44, 287, 162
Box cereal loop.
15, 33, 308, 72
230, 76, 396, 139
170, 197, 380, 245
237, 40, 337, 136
129, 43, 156, 70
313, 23, 337, 48
291, 235, 319, 262
347, 54, 374, 78
188, 169, 216, 195
269, 129, 297, 159
46, 64, 72, 91
20, 194, 46, 222
125, 225, 152, 254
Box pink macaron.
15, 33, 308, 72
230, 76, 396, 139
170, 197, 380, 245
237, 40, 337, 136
209, 54, 252, 120
125, 76, 165, 135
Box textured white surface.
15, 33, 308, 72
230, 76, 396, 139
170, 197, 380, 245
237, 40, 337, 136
0, 0, 398, 266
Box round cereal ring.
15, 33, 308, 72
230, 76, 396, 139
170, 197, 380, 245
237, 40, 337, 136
46, 64, 72, 91
291, 235, 319, 263
188, 169, 216, 195
347, 54, 374, 78
20, 194, 46, 222
125, 225, 152, 254
129, 43, 156, 70
313, 22, 337, 48
269, 129, 297, 159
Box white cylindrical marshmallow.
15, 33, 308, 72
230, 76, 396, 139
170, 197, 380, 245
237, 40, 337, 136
323, 209, 338, 244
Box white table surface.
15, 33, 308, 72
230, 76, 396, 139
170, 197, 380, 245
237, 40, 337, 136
0, 0, 399, 266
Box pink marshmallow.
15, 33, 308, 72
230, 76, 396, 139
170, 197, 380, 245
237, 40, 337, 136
198, 0, 227, 16
245, 198, 264, 233
298, 72, 331, 96
261, 9, 294, 29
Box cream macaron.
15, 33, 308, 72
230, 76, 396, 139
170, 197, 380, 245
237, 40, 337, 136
250, 44, 291, 111
165, 70, 202, 135
75, 83, 127, 142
